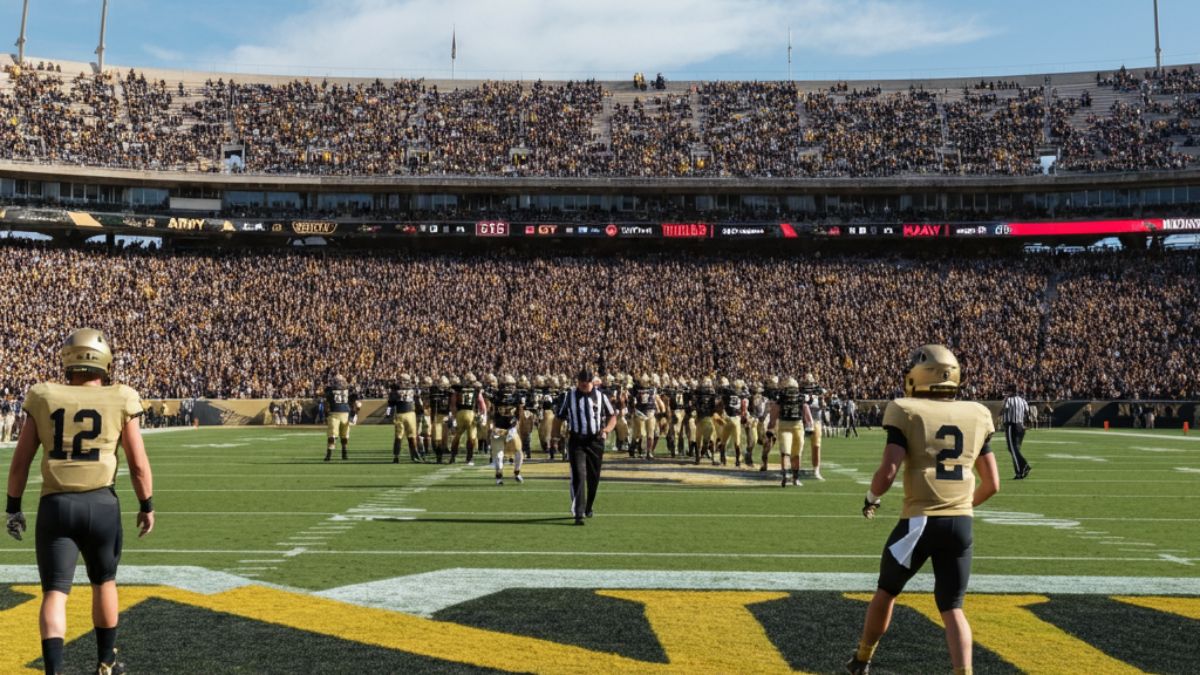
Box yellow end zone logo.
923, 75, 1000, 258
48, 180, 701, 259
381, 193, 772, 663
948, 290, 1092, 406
1, 584, 1197, 674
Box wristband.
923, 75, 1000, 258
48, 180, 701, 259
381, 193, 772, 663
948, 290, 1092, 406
139, 498, 154, 513
866, 490, 880, 504
6, 495, 20, 515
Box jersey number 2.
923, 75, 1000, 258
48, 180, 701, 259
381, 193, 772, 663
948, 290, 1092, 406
48, 408, 103, 461
934, 425, 964, 481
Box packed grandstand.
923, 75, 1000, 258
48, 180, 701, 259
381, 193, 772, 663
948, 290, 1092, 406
2, 56, 1200, 178
0, 56, 1198, 407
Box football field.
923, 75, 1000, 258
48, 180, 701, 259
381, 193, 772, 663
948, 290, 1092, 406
2, 425, 1199, 673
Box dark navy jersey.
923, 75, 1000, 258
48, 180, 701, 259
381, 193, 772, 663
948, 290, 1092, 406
324, 387, 358, 414
389, 386, 420, 414
632, 385, 657, 413
490, 389, 523, 428
694, 389, 719, 416
777, 389, 807, 421
453, 385, 479, 411
429, 387, 452, 415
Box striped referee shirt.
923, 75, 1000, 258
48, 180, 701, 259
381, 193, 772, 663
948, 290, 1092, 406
557, 387, 615, 436
1002, 395, 1028, 426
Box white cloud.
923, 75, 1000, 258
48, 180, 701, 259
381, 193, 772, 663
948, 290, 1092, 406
219, 0, 992, 78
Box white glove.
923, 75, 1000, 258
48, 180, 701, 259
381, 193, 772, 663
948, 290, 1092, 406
6, 512, 26, 541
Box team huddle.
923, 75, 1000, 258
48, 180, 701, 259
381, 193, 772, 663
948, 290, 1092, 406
322, 372, 847, 487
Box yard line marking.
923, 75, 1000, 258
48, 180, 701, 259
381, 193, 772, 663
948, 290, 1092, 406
1045, 454, 1107, 462
122, 488, 1200, 497
1177, 468, 1200, 474
400, 511, 1200, 523
282, 547, 307, 558
1159, 554, 1195, 566
1133, 447, 1186, 453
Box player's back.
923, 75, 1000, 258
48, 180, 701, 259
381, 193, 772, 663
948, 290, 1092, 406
883, 397, 995, 519
24, 382, 143, 496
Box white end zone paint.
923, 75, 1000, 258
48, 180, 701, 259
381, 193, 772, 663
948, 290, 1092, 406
0, 565, 267, 594
314, 569, 1200, 616
2, 566, 1198, 616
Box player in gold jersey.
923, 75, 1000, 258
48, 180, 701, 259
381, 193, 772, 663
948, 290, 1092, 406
5, 329, 155, 675
847, 345, 999, 675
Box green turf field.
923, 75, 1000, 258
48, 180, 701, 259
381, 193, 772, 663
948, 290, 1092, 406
2, 425, 1198, 673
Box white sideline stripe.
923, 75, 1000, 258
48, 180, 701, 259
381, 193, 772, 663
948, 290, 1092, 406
1050, 430, 1200, 442
1177, 468, 1200, 474
315, 568, 1200, 616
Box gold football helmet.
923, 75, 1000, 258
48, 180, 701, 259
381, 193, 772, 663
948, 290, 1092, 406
904, 344, 961, 397
783, 377, 799, 389
61, 328, 112, 376
331, 374, 348, 389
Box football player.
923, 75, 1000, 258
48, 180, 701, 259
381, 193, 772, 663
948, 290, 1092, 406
772, 377, 813, 486
804, 374, 825, 480
488, 375, 525, 485
5, 329, 154, 675
848, 345, 999, 675
692, 378, 721, 465
387, 374, 423, 463
450, 373, 481, 466
418, 376, 434, 458
661, 377, 686, 458
535, 375, 558, 460
478, 374, 499, 459
717, 378, 749, 467
516, 375, 537, 460
759, 375, 781, 471
612, 375, 631, 456
745, 382, 766, 468
630, 374, 659, 459
324, 375, 358, 461
427, 376, 453, 463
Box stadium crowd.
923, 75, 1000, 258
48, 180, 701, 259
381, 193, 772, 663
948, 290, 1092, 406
0, 241, 1196, 402
3, 62, 1196, 178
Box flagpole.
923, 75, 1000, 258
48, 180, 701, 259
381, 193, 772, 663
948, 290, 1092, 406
451, 24, 456, 81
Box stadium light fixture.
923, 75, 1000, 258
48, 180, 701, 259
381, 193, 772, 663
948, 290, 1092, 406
95, 0, 109, 73
1153, 0, 1162, 72
15, 0, 30, 65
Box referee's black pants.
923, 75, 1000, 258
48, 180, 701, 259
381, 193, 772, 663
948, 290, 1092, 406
568, 433, 604, 518
1005, 423, 1029, 476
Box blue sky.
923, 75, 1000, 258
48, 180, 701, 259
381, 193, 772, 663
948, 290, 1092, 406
4, 0, 1199, 80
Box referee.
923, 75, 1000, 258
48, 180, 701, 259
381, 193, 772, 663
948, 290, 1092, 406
1002, 385, 1031, 480
554, 370, 616, 526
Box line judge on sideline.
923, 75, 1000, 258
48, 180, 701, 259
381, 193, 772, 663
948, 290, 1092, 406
553, 369, 616, 526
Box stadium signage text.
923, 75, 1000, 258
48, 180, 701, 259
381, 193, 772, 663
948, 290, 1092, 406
475, 220, 510, 237
1162, 218, 1200, 231
902, 224, 945, 237
661, 223, 711, 238
291, 221, 339, 235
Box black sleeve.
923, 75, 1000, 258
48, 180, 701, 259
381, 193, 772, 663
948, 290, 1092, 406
979, 433, 993, 456
883, 425, 908, 450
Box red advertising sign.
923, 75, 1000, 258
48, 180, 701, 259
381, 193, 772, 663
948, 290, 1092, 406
1004, 219, 1161, 237
902, 223, 947, 238
661, 223, 711, 238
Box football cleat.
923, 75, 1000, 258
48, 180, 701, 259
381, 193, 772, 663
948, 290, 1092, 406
813, 470, 825, 481
781, 475, 789, 487
792, 477, 803, 487
97, 650, 126, 675
515, 475, 524, 484
845, 655, 870, 674
496, 477, 504, 486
